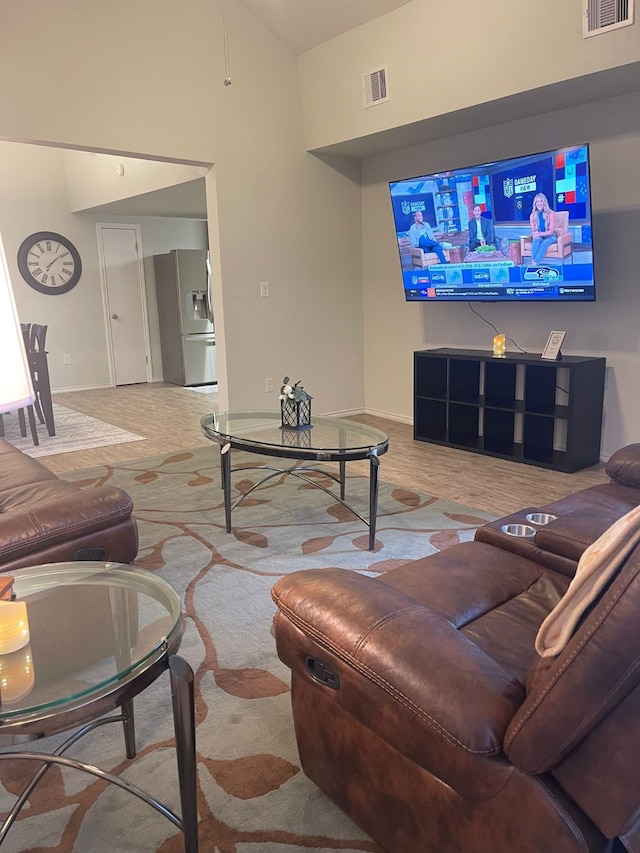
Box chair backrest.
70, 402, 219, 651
20, 323, 31, 351
29, 324, 48, 353
554, 211, 569, 235
504, 542, 640, 840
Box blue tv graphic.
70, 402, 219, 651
402, 258, 593, 302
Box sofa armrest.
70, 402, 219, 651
273, 568, 524, 800
605, 443, 640, 488
533, 509, 617, 563
0, 485, 134, 562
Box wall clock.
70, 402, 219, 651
17, 231, 82, 295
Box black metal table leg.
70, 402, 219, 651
368, 451, 380, 551
121, 699, 136, 759
169, 655, 199, 853
221, 443, 232, 532
339, 460, 346, 500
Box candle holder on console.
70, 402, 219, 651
279, 376, 313, 430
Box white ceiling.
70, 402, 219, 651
236, 0, 412, 55
81, 178, 208, 219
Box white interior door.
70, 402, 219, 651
97, 224, 151, 386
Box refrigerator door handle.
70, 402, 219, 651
184, 333, 215, 343
205, 253, 214, 325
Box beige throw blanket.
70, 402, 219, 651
535, 504, 640, 657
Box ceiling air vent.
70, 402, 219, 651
363, 66, 389, 108
583, 0, 634, 36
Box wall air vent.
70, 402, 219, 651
583, 0, 634, 36
362, 66, 389, 108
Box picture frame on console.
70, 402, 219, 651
541, 330, 566, 361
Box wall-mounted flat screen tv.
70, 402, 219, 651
389, 144, 595, 302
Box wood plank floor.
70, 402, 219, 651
48, 383, 609, 517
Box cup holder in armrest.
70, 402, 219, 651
501, 523, 536, 538
525, 513, 558, 526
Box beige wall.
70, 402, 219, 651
0, 141, 208, 390
0, 0, 365, 415
361, 90, 640, 457
0, 143, 112, 390
64, 153, 207, 213
298, 0, 640, 153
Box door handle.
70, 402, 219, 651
112, 314, 119, 319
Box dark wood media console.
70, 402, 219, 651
414, 348, 606, 472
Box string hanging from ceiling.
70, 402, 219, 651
223, 0, 232, 85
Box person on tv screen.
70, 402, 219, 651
408, 210, 448, 264
467, 204, 495, 251
529, 192, 557, 265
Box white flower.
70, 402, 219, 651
278, 394, 286, 401
283, 385, 293, 395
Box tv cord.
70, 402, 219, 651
467, 302, 528, 353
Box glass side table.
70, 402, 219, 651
0, 562, 198, 852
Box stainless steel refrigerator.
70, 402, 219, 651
154, 249, 216, 386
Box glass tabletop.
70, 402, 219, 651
0, 563, 182, 720
201, 411, 388, 459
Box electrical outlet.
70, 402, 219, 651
260, 281, 269, 298
63, 354, 71, 365
265, 377, 274, 393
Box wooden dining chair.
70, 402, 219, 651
28, 324, 55, 437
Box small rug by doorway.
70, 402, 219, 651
0, 447, 496, 852
1, 403, 144, 458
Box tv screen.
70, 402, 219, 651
389, 144, 595, 303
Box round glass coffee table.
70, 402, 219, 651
0, 562, 198, 852
201, 411, 389, 550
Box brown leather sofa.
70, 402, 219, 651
272, 444, 640, 853
0, 438, 138, 572
474, 442, 640, 575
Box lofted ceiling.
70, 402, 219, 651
235, 0, 412, 55
82, 1, 413, 218
77, 1, 412, 219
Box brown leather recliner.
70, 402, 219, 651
272, 529, 640, 851
0, 437, 138, 571
475, 443, 640, 575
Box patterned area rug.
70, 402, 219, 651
1, 404, 143, 458
0, 447, 496, 852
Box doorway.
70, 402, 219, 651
96, 223, 152, 386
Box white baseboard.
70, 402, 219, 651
52, 383, 114, 393
320, 407, 412, 426
321, 407, 365, 418
363, 408, 412, 425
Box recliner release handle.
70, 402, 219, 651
305, 655, 340, 690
